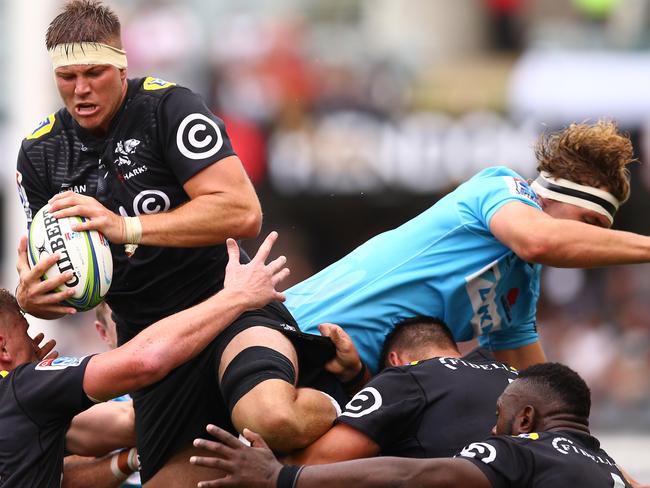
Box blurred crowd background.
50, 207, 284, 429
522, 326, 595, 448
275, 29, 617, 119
0, 0, 649, 472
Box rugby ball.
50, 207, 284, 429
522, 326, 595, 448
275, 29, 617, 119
28, 204, 113, 311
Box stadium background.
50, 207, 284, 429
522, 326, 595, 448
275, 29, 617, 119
0, 0, 648, 479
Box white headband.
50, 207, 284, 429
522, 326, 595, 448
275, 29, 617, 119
49, 42, 127, 69
530, 171, 620, 225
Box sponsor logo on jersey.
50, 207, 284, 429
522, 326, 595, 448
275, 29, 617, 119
340, 387, 383, 418
504, 176, 541, 206
143, 76, 176, 90
465, 259, 503, 336
458, 442, 497, 464
26, 113, 56, 140
438, 357, 518, 374
60, 183, 88, 194
35, 356, 86, 370
278, 323, 297, 332
551, 436, 616, 466
0, 370, 8, 378
176, 113, 224, 160
118, 190, 171, 217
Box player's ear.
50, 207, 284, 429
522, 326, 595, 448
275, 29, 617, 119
387, 351, 402, 367
513, 405, 536, 434
0, 335, 12, 363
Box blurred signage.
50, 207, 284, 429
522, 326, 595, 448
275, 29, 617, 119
268, 110, 539, 194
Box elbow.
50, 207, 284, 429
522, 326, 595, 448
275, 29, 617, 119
513, 234, 553, 264
129, 354, 167, 390
238, 203, 262, 239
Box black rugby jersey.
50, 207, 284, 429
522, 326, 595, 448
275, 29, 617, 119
458, 430, 632, 487
0, 357, 94, 487
17, 77, 238, 339
338, 356, 518, 458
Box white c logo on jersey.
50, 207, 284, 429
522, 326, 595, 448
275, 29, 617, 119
340, 387, 382, 418
133, 190, 171, 215
176, 113, 223, 160
459, 442, 497, 464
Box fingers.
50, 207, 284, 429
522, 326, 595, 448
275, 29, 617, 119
225, 238, 240, 265
44, 350, 59, 360
32, 332, 44, 346
38, 339, 57, 360
243, 428, 269, 449
189, 453, 231, 470
251, 231, 278, 264
193, 437, 230, 454
206, 424, 245, 450
271, 267, 291, 288
266, 255, 287, 275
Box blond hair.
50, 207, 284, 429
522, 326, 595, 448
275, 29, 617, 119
535, 120, 635, 203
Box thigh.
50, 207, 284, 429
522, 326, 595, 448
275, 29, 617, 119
133, 340, 233, 483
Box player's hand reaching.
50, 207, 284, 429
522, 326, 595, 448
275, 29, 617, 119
15, 235, 77, 319
48, 191, 126, 244
31, 332, 58, 361
191, 424, 281, 488
319, 323, 365, 384
223, 231, 290, 311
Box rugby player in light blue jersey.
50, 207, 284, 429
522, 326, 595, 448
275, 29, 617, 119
287, 120, 641, 372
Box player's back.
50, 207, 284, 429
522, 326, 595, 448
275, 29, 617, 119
339, 356, 518, 459
459, 430, 632, 487
286, 166, 543, 371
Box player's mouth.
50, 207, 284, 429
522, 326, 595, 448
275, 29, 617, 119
75, 103, 99, 116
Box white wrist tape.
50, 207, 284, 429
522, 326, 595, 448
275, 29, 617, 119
123, 216, 142, 244
110, 447, 139, 480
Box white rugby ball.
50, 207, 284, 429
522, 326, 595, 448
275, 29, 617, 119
28, 204, 113, 311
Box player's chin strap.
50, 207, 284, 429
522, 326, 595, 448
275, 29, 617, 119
530, 171, 619, 225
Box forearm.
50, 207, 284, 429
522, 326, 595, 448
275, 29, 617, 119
534, 220, 650, 267
296, 457, 459, 488
66, 402, 135, 456
137, 193, 261, 247
85, 289, 248, 400
62, 455, 127, 488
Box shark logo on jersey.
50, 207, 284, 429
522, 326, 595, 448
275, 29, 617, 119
340, 387, 383, 419
458, 442, 497, 464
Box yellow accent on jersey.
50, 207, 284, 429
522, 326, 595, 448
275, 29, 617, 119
0, 370, 8, 378
516, 432, 540, 440
143, 76, 176, 91
26, 113, 56, 140
409, 360, 419, 365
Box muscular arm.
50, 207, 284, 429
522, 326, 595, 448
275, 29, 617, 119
83, 233, 288, 401
63, 455, 128, 488
191, 426, 491, 488
492, 341, 546, 370
65, 401, 135, 456
490, 201, 650, 267
49, 155, 262, 247
285, 424, 379, 465
296, 457, 490, 488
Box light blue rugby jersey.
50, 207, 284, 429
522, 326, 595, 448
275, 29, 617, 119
285, 166, 543, 372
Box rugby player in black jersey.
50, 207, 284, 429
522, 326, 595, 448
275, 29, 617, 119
282, 316, 517, 464
14, 1, 350, 485
1, 232, 288, 487
192, 363, 642, 488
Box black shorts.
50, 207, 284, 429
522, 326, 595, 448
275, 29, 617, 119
127, 301, 340, 482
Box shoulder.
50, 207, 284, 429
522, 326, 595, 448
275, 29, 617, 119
22, 108, 69, 149
133, 76, 198, 103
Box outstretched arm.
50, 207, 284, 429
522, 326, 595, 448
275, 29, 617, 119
492, 341, 546, 370
190, 425, 491, 488
490, 201, 650, 267
83, 232, 289, 401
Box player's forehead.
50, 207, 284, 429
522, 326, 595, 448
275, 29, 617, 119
55, 64, 113, 75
